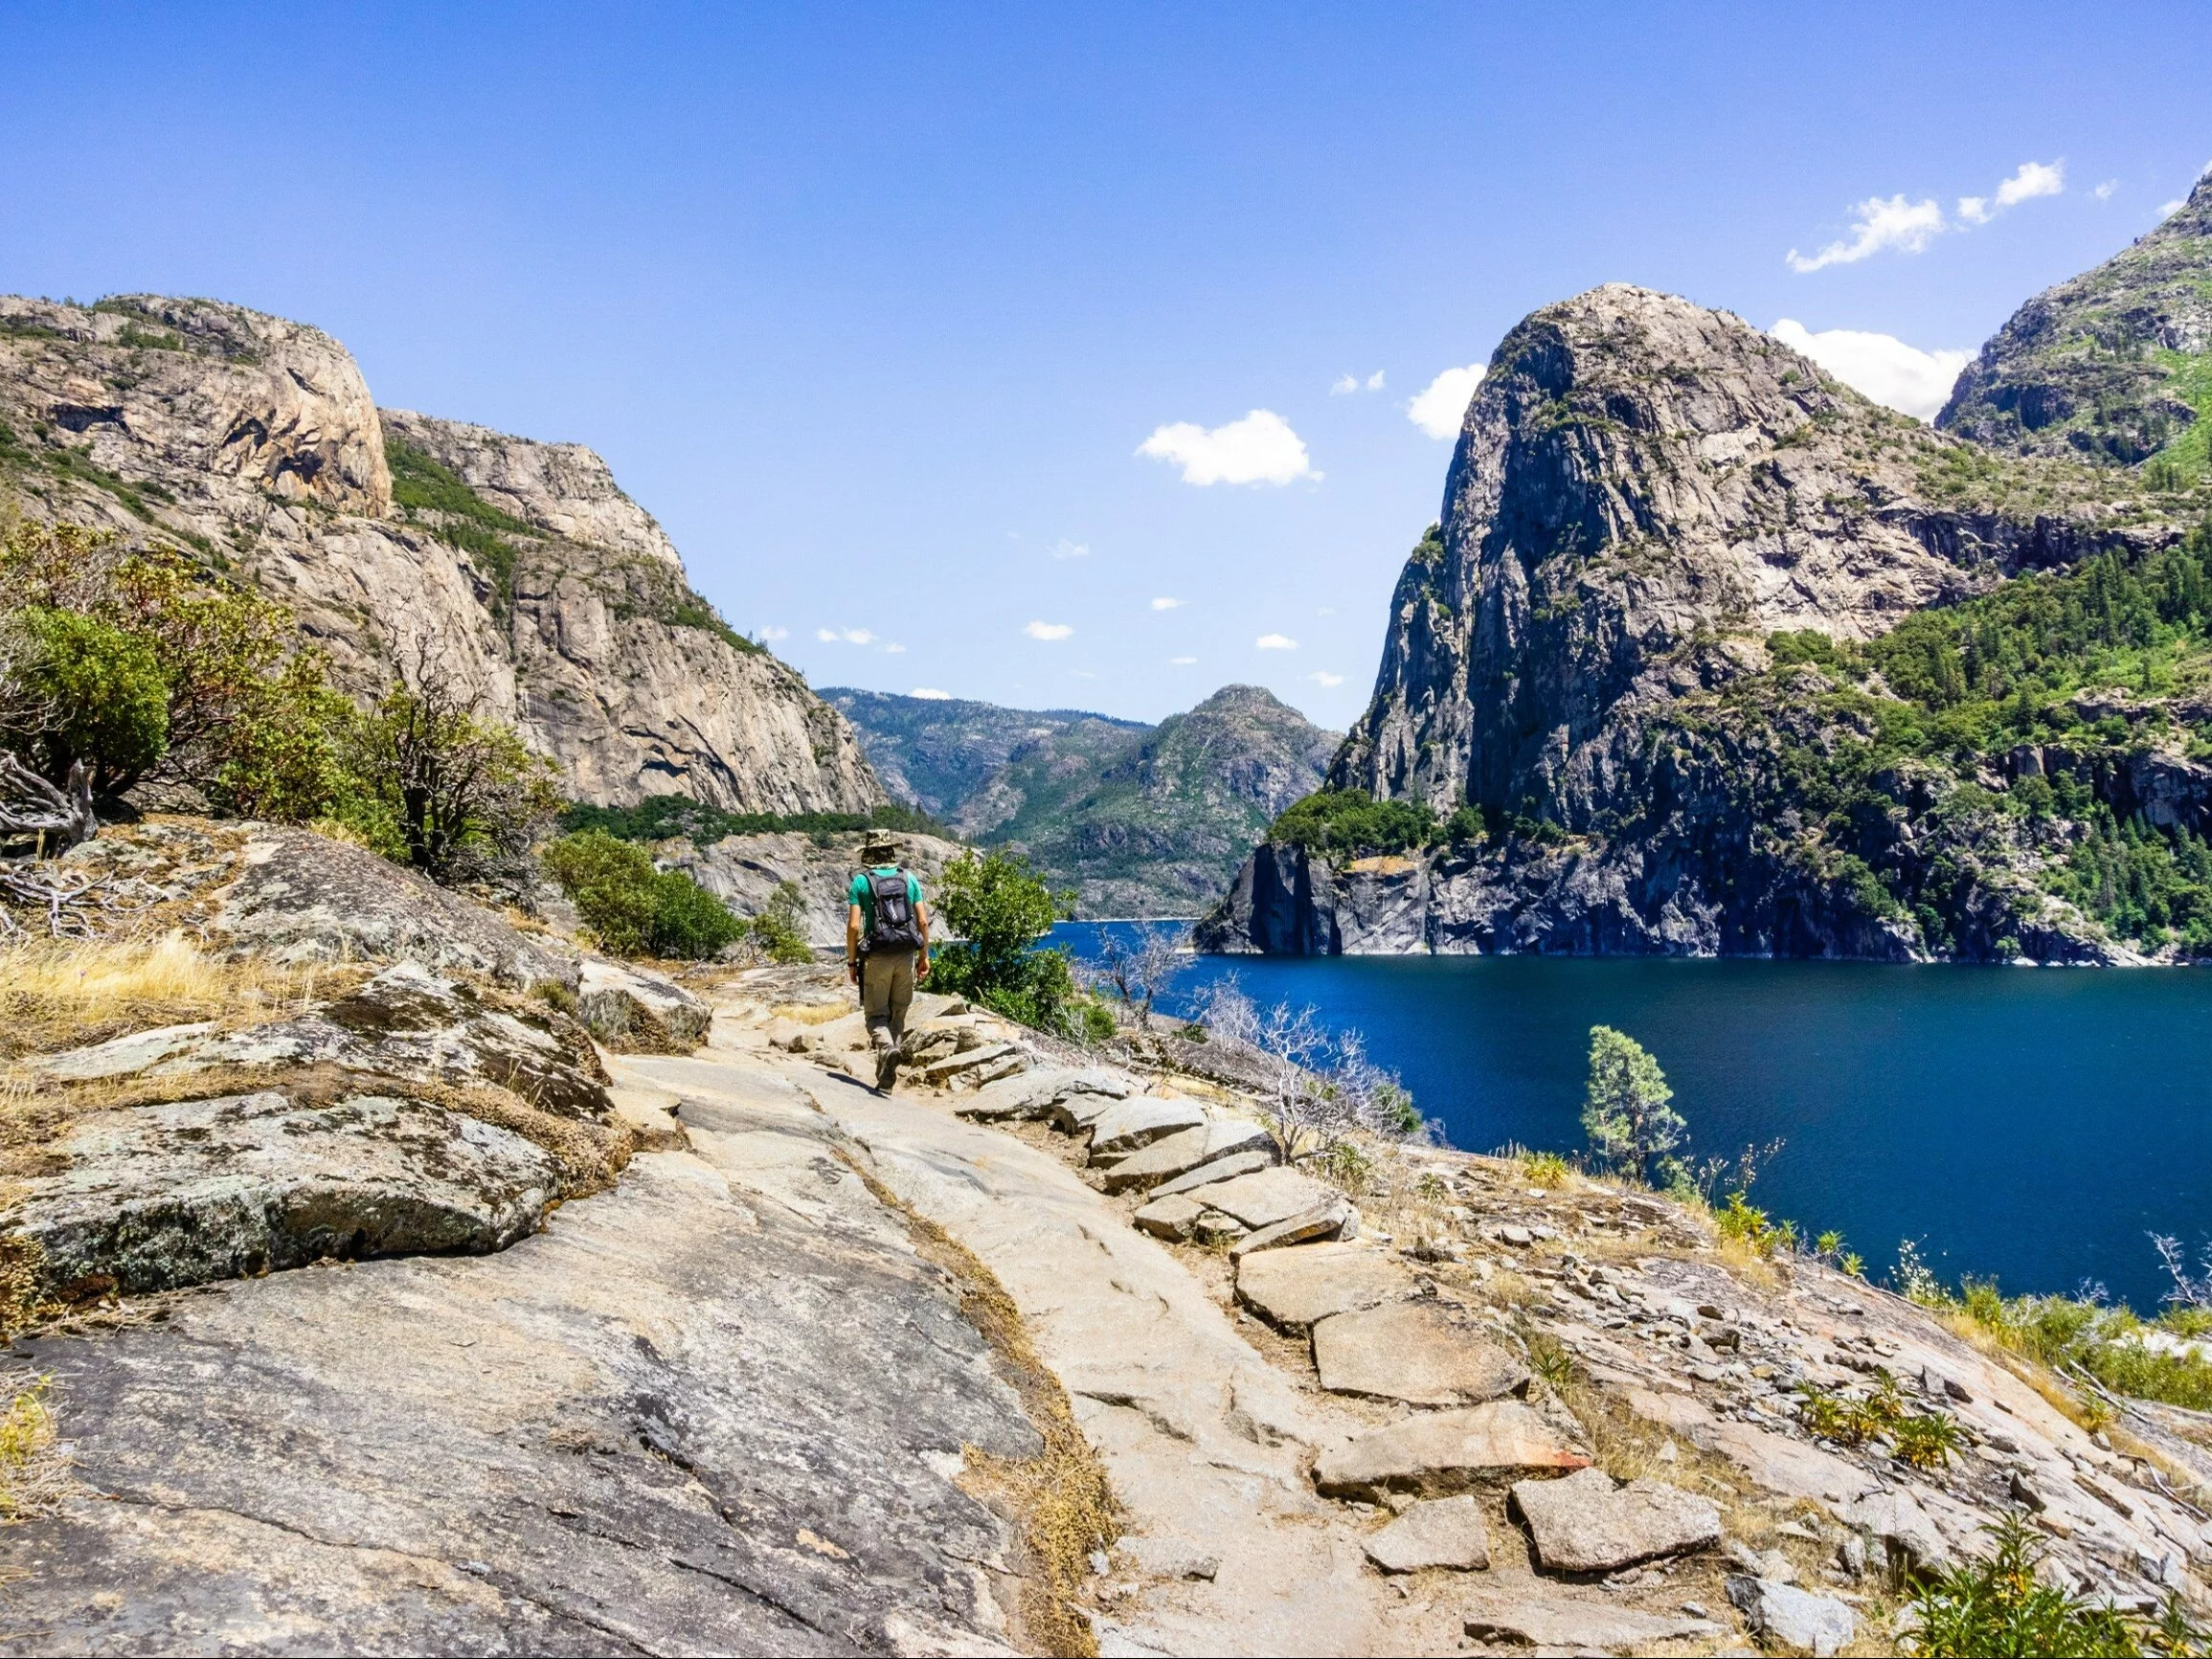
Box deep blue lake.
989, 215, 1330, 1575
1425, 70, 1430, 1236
1051, 924, 2212, 1312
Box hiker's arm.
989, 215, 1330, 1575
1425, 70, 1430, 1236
846, 903, 863, 981
915, 901, 931, 977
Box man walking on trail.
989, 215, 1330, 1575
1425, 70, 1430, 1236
847, 836, 930, 1091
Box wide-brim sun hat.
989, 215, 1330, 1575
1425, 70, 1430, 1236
860, 837, 898, 863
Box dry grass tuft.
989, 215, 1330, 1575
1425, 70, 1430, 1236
770, 1001, 850, 1027
846, 1159, 1115, 1659
0, 1374, 63, 1522
0, 930, 336, 1062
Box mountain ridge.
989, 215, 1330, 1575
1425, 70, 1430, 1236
0, 292, 881, 815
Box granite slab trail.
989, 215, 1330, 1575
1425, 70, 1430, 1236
621, 1042, 1456, 1657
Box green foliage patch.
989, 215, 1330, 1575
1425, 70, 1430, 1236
925, 848, 1112, 1041
540, 829, 744, 959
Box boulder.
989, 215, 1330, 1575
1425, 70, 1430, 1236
1460, 1587, 1723, 1652
1364, 1496, 1491, 1573
1727, 1577, 1858, 1657
1099, 1118, 1274, 1194
1190, 1165, 1333, 1230
1086, 1097, 1208, 1158
1314, 1401, 1590, 1500
1311, 1302, 1528, 1406
1230, 1198, 1359, 1258
1235, 1242, 1409, 1332
1507, 1468, 1722, 1573
214, 829, 576, 989
11, 1089, 562, 1296
576, 958, 711, 1052
1149, 1148, 1274, 1199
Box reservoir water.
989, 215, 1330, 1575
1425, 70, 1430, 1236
1051, 924, 2212, 1312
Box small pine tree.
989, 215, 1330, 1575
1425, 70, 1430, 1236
1581, 1025, 1685, 1182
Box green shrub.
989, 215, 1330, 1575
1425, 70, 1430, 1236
1904, 1513, 2191, 1656
7, 607, 169, 792
1268, 789, 1440, 859
925, 848, 1104, 1040
1580, 1025, 1685, 1183
747, 880, 813, 964
540, 829, 743, 959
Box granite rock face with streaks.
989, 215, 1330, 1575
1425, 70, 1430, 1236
0, 294, 881, 814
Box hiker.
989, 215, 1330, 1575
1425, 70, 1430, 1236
846, 835, 930, 1090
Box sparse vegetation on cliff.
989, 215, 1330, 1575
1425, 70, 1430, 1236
559, 791, 940, 845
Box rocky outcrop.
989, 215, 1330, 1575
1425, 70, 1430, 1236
0, 294, 881, 814
823, 687, 1149, 818
1940, 169, 2212, 465
1204, 280, 2197, 962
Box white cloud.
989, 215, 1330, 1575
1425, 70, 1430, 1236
1150, 595, 1185, 611
1330, 370, 1387, 395
885, 642, 906, 654
1408, 364, 1485, 438
1050, 538, 1089, 560
1137, 409, 1317, 486
2095, 179, 2119, 201
1316, 606, 1335, 616
1309, 670, 1344, 687
1025, 620, 1073, 641
1255, 633, 1298, 650
1770, 320, 1972, 422
1169, 656, 1197, 665
1366, 370, 1385, 391
1794, 163, 2065, 271
758, 625, 789, 641
909, 687, 952, 700
1787, 194, 1946, 272
817, 626, 875, 645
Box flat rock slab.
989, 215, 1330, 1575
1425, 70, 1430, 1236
1509, 1467, 1722, 1573
1087, 1096, 1208, 1158
34, 1021, 214, 1082
1728, 1576, 1857, 1657
1365, 1495, 1491, 1573
1100, 1118, 1273, 1193
1461, 1586, 1724, 1654
1235, 1242, 1408, 1332
3, 1146, 1040, 1655
1842, 1488, 1952, 1573
1149, 1147, 1273, 1199
1193, 1165, 1331, 1230
1311, 1302, 1529, 1405
1314, 1401, 1590, 1500
577, 958, 711, 1052
10, 1090, 562, 1296
922, 1041, 1019, 1083
214, 828, 576, 989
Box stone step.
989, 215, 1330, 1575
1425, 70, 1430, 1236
1099, 1119, 1273, 1193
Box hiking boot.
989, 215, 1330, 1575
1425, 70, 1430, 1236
875, 1047, 899, 1091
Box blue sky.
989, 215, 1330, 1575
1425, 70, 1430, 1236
4, 4, 2207, 728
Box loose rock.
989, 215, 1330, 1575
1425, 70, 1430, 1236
1230, 1199, 1358, 1258
1234, 1242, 1409, 1332
1311, 1302, 1530, 1406
1460, 1587, 1722, 1652
1149, 1148, 1275, 1199
1314, 1401, 1590, 1500
576, 957, 711, 1052
1100, 1118, 1274, 1194
1192, 1165, 1332, 1230
1727, 1576, 1858, 1657
1363, 1496, 1490, 1573
1509, 1468, 1722, 1574
1087, 1096, 1209, 1158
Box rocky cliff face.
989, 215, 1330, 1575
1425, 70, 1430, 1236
1940, 170, 2212, 467
0, 294, 881, 814
1205, 280, 2208, 962
833, 684, 1337, 915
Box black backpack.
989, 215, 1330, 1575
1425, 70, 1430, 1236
865, 868, 925, 953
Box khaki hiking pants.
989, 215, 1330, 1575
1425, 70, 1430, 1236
860, 950, 916, 1052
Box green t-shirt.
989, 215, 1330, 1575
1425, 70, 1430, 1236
849, 866, 924, 937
